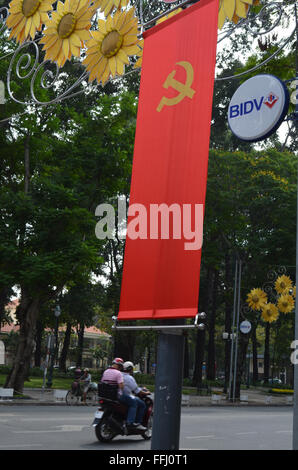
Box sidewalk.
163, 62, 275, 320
0, 388, 68, 405
0, 387, 294, 406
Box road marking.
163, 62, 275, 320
185, 435, 215, 439
236, 432, 258, 435
57, 425, 89, 432
181, 448, 208, 450
13, 425, 89, 433
0, 444, 43, 448
275, 430, 292, 434
21, 417, 90, 421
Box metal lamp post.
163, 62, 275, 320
46, 305, 61, 388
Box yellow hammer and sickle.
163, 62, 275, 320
156, 61, 196, 113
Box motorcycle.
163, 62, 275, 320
92, 391, 153, 442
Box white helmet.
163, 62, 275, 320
123, 361, 134, 371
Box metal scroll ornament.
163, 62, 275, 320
0, 0, 296, 109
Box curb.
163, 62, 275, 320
0, 388, 293, 407
0, 398, 293, 407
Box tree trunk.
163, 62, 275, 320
76, 324, 85, 368
183, 332, 189, 379
224, 253, 232, 393
192, 328, 205, 389
263, 323, 270, 383
34, 319, 43, 367
224, 335, 231, 394
252, 323, 259, 384
5, 294, 41, 393
235, 332, 250, 399
24, 133, 30, 194
0, 287, 12, 332
207, 268, 218, 380
114, 331, 135, 361
59, 322, 72, 372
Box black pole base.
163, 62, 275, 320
151, 329, 185, 450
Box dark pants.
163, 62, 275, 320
119, 394, 146, 424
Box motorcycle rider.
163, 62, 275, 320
100, 358, 146, 431
100, 357, 124, 396
120, 361, 150, 431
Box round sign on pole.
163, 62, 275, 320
228, 74, 289, 142
240, 320, 252, 334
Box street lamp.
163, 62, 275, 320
46, 305, 61, 388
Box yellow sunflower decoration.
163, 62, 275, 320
275, 275, 293, 295
218, 0, 259, 30
246, 288, 267, 311
83, 7, 141, 85
92, 0, 128, 17
6, 0, 53, 44
261, 303, 279, 323
277, 294, 295, 314
156, 8, 182, 26
39, 0, 94, 68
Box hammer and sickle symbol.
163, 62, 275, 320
156, 61, 196, 113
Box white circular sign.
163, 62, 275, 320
240, 320, 252, 334
228, 74, 289, 142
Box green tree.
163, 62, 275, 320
0, 33, 137, 391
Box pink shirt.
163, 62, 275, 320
101, 367, 123, 386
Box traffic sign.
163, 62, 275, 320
240, 320, 252, 334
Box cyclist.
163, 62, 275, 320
80, 368, 91, 404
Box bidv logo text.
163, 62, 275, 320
229, 92, 279, 119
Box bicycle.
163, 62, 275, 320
66, 381, 98, 406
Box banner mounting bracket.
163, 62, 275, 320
111, 312, 206, 331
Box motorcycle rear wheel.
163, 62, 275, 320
142, 413, 153, 440
95, 418, 116, 442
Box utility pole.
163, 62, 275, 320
292, 3, 298, 451
151, 328, 185, 450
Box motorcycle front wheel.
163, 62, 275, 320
95, 418, 116, 442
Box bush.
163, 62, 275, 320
54, 368, 102, 381
182, 378, 193, 387
267, 383, 292, 390
270, 388, 294, 394
0, 365, 11, 375
29, 367, 44, 377
133, 373, 155, 385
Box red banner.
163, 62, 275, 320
118, 0, 219, 320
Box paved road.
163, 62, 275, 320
0, 406, 293, 450
180, 407, 293, 450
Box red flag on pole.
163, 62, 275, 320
118, 0, 219, 320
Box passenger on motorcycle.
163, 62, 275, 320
120, 361, 150, 432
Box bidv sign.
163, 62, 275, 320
228, 74, 289, 142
